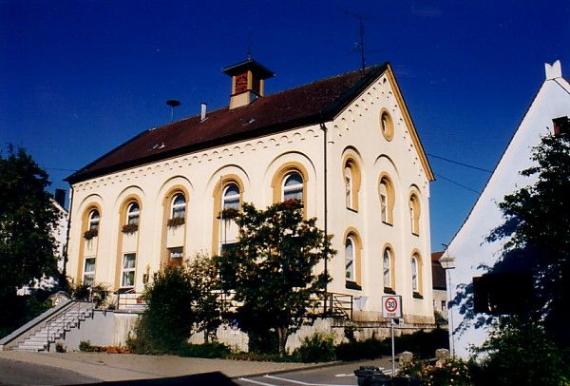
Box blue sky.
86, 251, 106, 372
1, 0, 568, 250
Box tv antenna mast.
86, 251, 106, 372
345, 10, 367, 74
166, 99, 181, 122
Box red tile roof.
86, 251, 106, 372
67, 64, 389, 183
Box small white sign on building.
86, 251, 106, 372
382, 295, 402, 319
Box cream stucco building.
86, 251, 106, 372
66, 59, 435, 326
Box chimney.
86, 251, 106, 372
223, 57, 274, 109
200, 103, 207, 121
54, 188, 66, 209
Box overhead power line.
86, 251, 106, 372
427, 153, 493, 174
436, 174, 481, 195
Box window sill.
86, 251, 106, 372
412, 232, 420, 237
345, 281, 362, 291
346, 207, 358, 213
384, 287, 396, 294
382, 221, 393, 227
413, 291, 423, 299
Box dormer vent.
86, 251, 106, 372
223, 58, 274, 110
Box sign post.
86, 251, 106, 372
382, 295, 402, 377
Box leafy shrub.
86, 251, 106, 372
293, 332, 336, 363
399, 358, 471, 386
79, 340, 100, 352
128, 266, 194, 353
336, 338, 386, 361
471, 319, 570, 386
176, 342, 231, 358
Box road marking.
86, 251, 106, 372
334, 373, 355, 377
239, 377, 278, 386
264, 374, 355, 386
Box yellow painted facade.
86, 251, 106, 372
67, 66, 434, 324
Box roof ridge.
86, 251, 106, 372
155, 65, 385, 130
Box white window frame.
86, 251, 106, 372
222, 183, 240, 210
411, 255, 419, 292
121, 253, 136, 288
171, 193, 186, 219
282, 172, 303, 202
379, 183, 388, 223
344, 166, 353, 208
127, 202, 140, 225
383, 249, 392, 288
88, 209, 100, 231
345, 237, 355, 281
83, 257, 96, 286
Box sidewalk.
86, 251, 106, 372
0, 351, 321, 382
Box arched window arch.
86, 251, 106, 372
342, 155, 361, 211
380, 110, 394, 141
170, 193, 186, 219
379, 175, 395, 224
383, 247, 394, 291
282, 171, 304, 202
344, 229, 362, 290
271, 162, 309, 216
411, 253, 422, 296
126, 202, 140, 226
409, 193, 421, 235
212, 175, 245, 255
88, 209, 100, 231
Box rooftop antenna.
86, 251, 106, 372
246, 29, 253, 60
166, 99, 181, 122
345, 10, 367, 74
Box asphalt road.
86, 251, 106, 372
236, 358, 397, 386
0, 357, 100, 385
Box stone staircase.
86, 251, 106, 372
0, 301, 94, 352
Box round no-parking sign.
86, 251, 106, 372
382, 295, 402, 318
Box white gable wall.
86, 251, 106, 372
445, 67, 570, 358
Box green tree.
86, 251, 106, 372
216, 200, 334, 356
188, 253, 223, 343
486, 130, 570, 346
0, 147, 60, 334
130, 266, 194, 353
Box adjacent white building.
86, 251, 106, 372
444, 60, 570, 358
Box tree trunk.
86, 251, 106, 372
277, 327, 289, 357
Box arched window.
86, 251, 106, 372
282, 172, 303, 202
345, 237, 355, 281
409, 193, 420, 235
344, 166, 353, 208
380, 110, 394, 141
171, 193, 186, 219
342, 156, 361, 211
383, 248, 393, 290
126, 202, 140, 225
379, 176, 395, 224
220, 183, 241, 252
411, 255, 419, 293
88, 209, 100, 231
222, 183, 240, 210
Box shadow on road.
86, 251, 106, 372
70, 371, 240, 386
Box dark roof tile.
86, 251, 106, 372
67, 64, 388, 183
